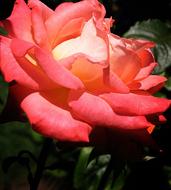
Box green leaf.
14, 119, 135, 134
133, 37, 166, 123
0, 27, 8, 36
111, 167, 130, 190
74, 147, 93, 189
0, 121, 43, 184
165, 77, 171, 91
0, 122, 43, 159
74, 148, 111, 190
124, 19, 171, 73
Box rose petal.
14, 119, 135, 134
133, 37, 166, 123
35, 47, 84, 90
2, 0, 33, 41
52, 19, 107, 62
139, 75, 166, 92
0, 37, 41, 89
137, 49, 155, 67
135, 62, 157, 80
10, 38, 58, 90
28, 0, 53, 20
100, 92, 170, 116
28, 1, 51, 50
109, 72, 130, 93
21, 92, 91, 142
69, 92, 153, 130
71, 58, 105, 92
10, 38, 84, 90
55, 17, 85, 45
55, 2, 74, 13
123, 38, 155, 52
110, 43, 141, 83
46, 0, 105, 46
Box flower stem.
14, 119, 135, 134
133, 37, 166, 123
30, 138, 52, 190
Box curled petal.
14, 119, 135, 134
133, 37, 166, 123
109, 72, 130, 93
137, 49, 155, 67
54, 17, 85, 45
35, 47, 84, 90
28, 0, 53, 20
70, 58, 108, 93
10, 38, 84, 90
135, 62, 157, 80
123, 38, 155, 52
69, 92, 153, 130
0, 37, 44, 89
10, 38, 58, 90
100, 93, 170, 116
21, 92, 92, 142
46, 0, 105, 46
28, 2, 51, 50
110, 46, 141, 83
52, 19, 107, 63
2, 0, 33, 41
139, 75, 166, 93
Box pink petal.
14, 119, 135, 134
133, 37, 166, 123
70, 58, 105, 91
20, 92, 91, 142
28, 1, 51, 50
69, 92, 153, 130
0, 37, 43, 89
109, 72, 130, 93
123, 38, 155, 52
137, 49, 155, 67
52, 19, 107, 62
135, 62, 157, 80
110, 42, 141, 83
34, 47, 84, 90
139, 75, 167, 92
11, 38, 34, 57
55, 2, 74, 13
10, 38, 84, 90
2, 0, 33, 42
46, 0, 105, 46
28, 0, 54, 20
127, 81, 141, 90
109, 34, 125, 48
159, 115, 167, 122
55, 17, 85, 45
100, 92, 170, 116
10, 38, 59, 90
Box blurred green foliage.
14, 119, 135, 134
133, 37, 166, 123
0, 121, 43, 186
73, 148, 112, 190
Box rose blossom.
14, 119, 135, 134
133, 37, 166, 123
0, 0, 170, 143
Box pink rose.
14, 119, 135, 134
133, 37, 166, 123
0, 0, 170, 143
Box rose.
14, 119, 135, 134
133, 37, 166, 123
0, 0, 170, 144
